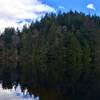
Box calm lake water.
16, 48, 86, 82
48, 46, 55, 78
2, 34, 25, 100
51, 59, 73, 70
0, 83, 39, 100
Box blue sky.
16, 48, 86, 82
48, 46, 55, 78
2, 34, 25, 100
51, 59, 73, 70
0, 0, 99, 32
43, 0, 99, 14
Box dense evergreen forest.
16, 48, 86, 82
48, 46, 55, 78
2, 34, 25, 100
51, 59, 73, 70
1, 11, 100, 100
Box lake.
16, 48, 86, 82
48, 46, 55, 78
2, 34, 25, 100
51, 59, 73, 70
0, 83, 39, 100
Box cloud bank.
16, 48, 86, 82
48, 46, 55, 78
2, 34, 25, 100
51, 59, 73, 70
86, 3, 96, 10
0, 0, 56, 32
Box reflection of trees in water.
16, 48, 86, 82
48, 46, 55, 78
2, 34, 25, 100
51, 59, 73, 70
1, 64, 16, 89
1, 66, 16, 89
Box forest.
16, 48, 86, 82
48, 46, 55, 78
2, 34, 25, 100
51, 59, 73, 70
0, 11, 100, 100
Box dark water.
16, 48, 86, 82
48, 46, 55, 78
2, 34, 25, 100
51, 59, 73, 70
0, 62, 100, 100
0, 62, 39, 98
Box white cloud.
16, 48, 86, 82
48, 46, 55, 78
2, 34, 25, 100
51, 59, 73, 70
0, 0, 56, 32
86, 3, 96, 10
58, 6, 65, 10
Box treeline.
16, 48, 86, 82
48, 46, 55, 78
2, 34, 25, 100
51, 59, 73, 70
0, 11, 100, 100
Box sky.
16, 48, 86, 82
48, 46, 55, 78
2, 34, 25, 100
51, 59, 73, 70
0, 0, 99, 32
